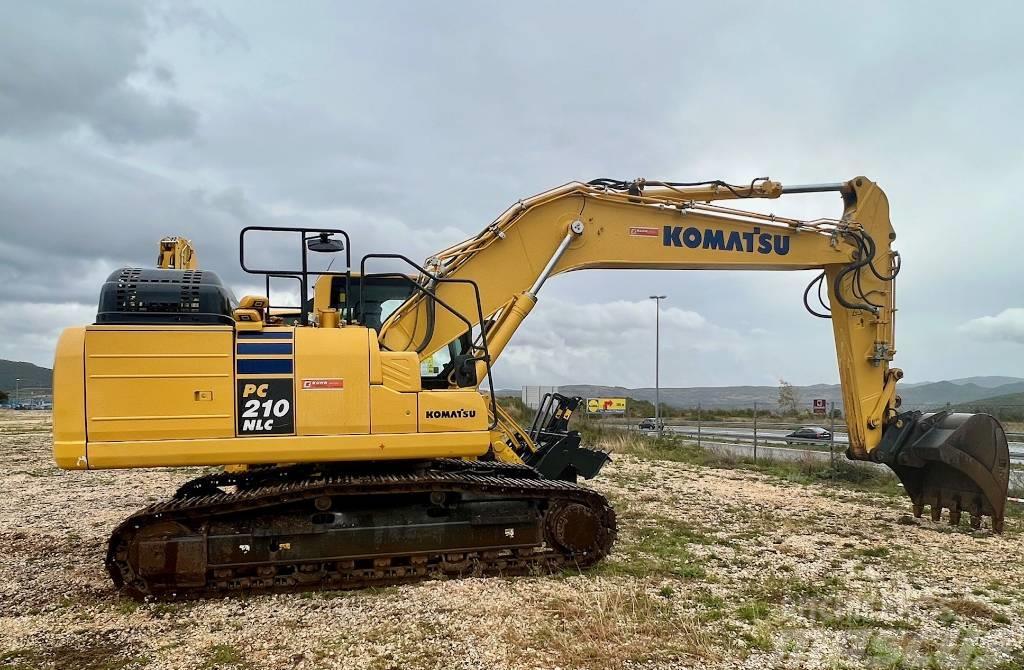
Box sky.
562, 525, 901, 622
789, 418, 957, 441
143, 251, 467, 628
1, 1, 1022, 389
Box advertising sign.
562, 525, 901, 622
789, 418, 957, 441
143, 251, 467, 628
586, 398, 627, 414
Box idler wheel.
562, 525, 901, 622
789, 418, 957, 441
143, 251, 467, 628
546, 502, 602, 554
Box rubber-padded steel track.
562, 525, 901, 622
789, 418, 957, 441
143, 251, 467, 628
107, 460, 616, 599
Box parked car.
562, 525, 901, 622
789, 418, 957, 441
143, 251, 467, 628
785, 426, 832, 444
638, 418, 661, 431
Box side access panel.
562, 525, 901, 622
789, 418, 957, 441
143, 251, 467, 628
84, 326, 235, 442
293, 328, 370, 436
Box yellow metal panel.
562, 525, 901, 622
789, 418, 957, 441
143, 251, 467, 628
370, 385, 418, 434
84, 327, 235, 442
418, 390, 487, 433
381, 351, 421, 392
368, 331, 383, 385
85, 430, 490, 468
52, 327, 87, 469
294, 327, 370, 435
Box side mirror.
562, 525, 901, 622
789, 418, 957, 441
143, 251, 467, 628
307, 232, 345, 253
451, 353, 479, 388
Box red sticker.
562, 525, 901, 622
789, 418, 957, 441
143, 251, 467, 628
629, 227, 659, 237
302, 378, 344, 390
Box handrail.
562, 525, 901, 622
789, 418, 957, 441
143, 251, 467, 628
359, 253, 498, 431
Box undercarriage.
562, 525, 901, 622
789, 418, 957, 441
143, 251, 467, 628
107, 459, 617, 599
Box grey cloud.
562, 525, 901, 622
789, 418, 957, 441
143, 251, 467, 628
0, 302, 95, 366
494, 297, 749, 389
1, 1, 1022, 386
961, 309, 1024, 344
0, 1, 196, 143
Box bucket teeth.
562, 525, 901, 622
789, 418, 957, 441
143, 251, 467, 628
948, 499, 961, 526
883, 412, 1009, 535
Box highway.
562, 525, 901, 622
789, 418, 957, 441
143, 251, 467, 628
639, 424, 1024, 464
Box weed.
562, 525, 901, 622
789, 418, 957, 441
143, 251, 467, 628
925, 596, 1000, 621
596, 514, 711, 579
201, 644, 244, 669
505, 583, 719, 668
743, 623, 774, 651
597, 430, 901, 496
737, 600, 771, 622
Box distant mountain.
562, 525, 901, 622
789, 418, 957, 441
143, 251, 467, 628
948, 376, 1024, 388
0, 360, 52, 393
904, 376, 1024, 389
904, 381, 1024, 407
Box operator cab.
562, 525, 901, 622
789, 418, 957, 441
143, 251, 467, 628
236, 227, 484, 392
315, 274, 413, 331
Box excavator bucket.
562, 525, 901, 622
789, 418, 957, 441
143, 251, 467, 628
879, 412, 1009, 532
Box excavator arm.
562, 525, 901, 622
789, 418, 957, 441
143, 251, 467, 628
379, 176, 1009, 530
157, 236, 197, 270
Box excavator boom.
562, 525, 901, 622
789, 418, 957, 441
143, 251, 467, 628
377, 176, 1008, 530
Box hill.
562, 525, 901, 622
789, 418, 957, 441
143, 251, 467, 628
944, 391, 1024, 421
0, 360, 52, 393
948, 376, 1024, 388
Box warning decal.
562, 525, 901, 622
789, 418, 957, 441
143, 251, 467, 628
302, 378, 344, 390
628, 227, 659, 237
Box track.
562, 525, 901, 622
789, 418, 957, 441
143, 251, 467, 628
106, 460, 616, 599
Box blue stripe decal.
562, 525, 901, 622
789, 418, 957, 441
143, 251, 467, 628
236, 358, 294, 375
237, 332, 294, 339
236, 343, 293, 355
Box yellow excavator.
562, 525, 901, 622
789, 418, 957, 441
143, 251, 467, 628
52, 176, 1009, 598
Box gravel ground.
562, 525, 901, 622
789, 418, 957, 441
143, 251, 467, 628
2, 409, 1024, 669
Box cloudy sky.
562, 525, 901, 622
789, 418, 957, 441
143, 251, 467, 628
1, 1, 1022, 389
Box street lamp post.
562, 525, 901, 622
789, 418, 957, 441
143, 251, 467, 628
649, 295, 667, 432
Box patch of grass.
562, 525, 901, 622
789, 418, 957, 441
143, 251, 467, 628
743, 624, 774, 651
925, 596, 1001, 621
113, 599, 140, 615
596, 514, 711, 579
146, 601, 185, 617
201, 644, 244, 669
737, 600, 771, 622
864, 632, 906, 667
0, 639, 147, 670
813, 611, 915, 631
990, 648, 1024, 670
597, 430, 901, 496
506, 583, 720, 669
746, 573, 845, 608
325, 619, 442, 668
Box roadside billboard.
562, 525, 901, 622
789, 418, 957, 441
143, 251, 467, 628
587, 397, 627, 414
